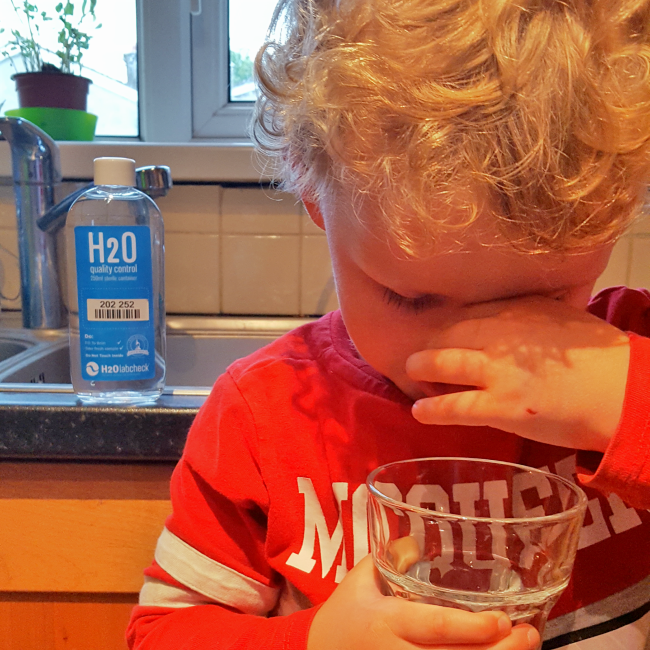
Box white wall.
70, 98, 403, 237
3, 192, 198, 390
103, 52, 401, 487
0, 183, 339, 317
0, 181, 647, 317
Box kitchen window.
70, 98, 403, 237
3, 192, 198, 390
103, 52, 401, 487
1, 0, 276, 142
139, 0, 277, 142
0, 0, 138, 137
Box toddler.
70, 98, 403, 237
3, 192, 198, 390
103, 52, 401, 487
128, 0, 650, 648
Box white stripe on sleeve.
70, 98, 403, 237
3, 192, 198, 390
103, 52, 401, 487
139, 576, 215, 608
153, 527, 279, 615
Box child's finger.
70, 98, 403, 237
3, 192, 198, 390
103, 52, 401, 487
485, 625, 540, 650
406, 348, 487, 387
459, 624, 539, 650
384, 602, 512, 645
412, 389, 499, 427
429, 314, 496, 350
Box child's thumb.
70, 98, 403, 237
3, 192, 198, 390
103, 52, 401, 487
340, 554, 387, 596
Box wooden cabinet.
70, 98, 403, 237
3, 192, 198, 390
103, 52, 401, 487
0, 461, 174, 650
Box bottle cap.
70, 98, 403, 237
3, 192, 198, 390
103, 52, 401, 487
94, 157, 136, 187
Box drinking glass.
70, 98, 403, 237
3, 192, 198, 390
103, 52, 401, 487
367, 457, 587, 646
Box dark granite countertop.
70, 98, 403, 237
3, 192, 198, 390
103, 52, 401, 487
0, 312, 309, 461
0, 388, 205, 460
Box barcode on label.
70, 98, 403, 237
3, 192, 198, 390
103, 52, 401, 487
87, 299, 150, 321
95, 308, 140, 320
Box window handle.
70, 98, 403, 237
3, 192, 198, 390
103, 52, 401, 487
190, 0, 202, 16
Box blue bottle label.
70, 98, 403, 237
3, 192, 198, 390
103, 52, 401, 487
75, 226, 155, 382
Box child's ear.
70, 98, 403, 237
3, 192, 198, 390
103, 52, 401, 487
302, 199, 325, 231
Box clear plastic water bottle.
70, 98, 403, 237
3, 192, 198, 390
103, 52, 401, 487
66, 157, 166, 404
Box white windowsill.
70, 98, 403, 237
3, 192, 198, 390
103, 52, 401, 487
0, 140, 273, 183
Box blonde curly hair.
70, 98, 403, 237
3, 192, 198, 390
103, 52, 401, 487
253, 0, 650, 254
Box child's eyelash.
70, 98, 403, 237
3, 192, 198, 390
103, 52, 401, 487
382, 288, 443, 313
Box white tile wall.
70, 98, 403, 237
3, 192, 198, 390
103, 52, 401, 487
158, 184, 336, 316
156, 185, 222, 234
1, 181, 650, 317
0, 186, 20, 306
222, 187, 301, 234
0, 182, 337, 317
627, 207, 650, 291
301, 235, 338, 315
629, 236, 650, 290
222, 234, 301, 314
0, 227, 20, 310
156, 185, 222, 313
592, 236, 632, 294
166, 232, 221, 313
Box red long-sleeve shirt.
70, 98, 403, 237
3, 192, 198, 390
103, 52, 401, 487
128, 286, 650, 650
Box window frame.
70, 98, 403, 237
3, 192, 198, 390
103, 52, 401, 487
1, 0, 265, 181
138, 0, 256, 142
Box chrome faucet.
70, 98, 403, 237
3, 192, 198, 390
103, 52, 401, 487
0, 116, 65, 329
0, 116, 172, 330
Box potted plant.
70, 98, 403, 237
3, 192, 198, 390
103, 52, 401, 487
1, 1, 101, 139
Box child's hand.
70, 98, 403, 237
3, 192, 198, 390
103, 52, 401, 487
308, 556, 539, 650
405, 296, 630, 452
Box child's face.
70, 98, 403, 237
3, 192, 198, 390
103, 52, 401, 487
308, 191, 614, 401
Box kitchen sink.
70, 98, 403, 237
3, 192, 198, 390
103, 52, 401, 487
0, 338, 33, 363
0, 327, 65, 372
0, 315, 313, 459
0, 315, 312, 389
0, 334, 275, 386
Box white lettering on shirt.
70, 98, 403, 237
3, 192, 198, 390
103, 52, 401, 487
286, 478, 348, 582
287, 454, 643, 580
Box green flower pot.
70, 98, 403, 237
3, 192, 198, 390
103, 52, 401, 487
5, 107, 98, 141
